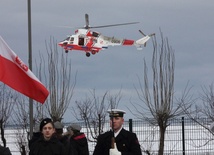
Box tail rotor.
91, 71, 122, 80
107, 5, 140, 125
138, 30, 155, 47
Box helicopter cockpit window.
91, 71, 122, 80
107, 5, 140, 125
70, 37, 74, 41
92, 32, 99, 37
64, 37, 70, 41
69, 37, 74, 44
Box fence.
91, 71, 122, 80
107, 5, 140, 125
129, 117, 214, 154
2, 117, 214, 154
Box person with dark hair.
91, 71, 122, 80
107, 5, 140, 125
64, 123, 89, 155
93, 109, 142, 155
0, 144, 12, 155
29, 118, 66, 155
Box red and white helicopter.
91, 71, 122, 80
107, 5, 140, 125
58, 14, 154, 57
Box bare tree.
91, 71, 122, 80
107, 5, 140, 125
199, 84, 214, 121
71, 89, 122, 142
36, 37, 76, 122
10, 36, 76, 153
0, 84, 16, 147
13, 98, 29, 155
182, 83, 214, 146
13, 96, 42, 155
132, 32, 190, 155
12, 93, 45, 155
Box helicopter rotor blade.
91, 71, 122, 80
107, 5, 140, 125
85, 14, 90, 29
58, 14, 139, 30
55, 25, 76, 29
149, 33, 155, 37
139, 30, 146, 36
139, 30, 155, 37
90, 22, 140, 29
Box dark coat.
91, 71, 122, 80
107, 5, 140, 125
93, 128, 142, 155
29, 135, 66, 155
66, 132, 89, 155
0, 145, 12, 155
29, 132, 42, 148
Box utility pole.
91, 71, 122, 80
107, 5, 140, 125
27, 0, 33, 139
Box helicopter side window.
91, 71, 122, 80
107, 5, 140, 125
93, 38, 97, 43
69, 37, 74, 44
79, 37, 84, 46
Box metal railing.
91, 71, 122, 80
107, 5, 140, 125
2, 117, 214, 155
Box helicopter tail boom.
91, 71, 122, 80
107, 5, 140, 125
135, 36, 150, 45
135, 31, 155, 47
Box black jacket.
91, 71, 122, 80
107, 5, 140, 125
66, 132, 89, 155
0, 145, 11, 155
93, 128, 142, 155
29, 132, 42, 148
29, 135, 66, 155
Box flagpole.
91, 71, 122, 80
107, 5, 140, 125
27, 0, 33, 139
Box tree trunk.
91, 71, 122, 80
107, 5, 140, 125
21, 145, 26, 155
158, 125, 166, 155
0, 121, 6, 147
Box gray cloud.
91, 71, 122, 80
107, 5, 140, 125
1, 0, 214, 120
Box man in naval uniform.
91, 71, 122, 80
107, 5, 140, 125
93, 109, 142, 155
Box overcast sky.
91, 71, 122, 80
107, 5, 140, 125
1, 0, 214, 122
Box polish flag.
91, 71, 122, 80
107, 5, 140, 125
0, 36, 49, 104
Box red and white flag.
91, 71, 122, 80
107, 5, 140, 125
0, 36, 49, 104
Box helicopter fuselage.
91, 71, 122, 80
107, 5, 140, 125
58, 14, 153, 57
58, 29, 150, 57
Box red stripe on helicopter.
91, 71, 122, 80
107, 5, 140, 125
86, 30, 92, 36
86, 38, 94, 47
123, 39, 134, 45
